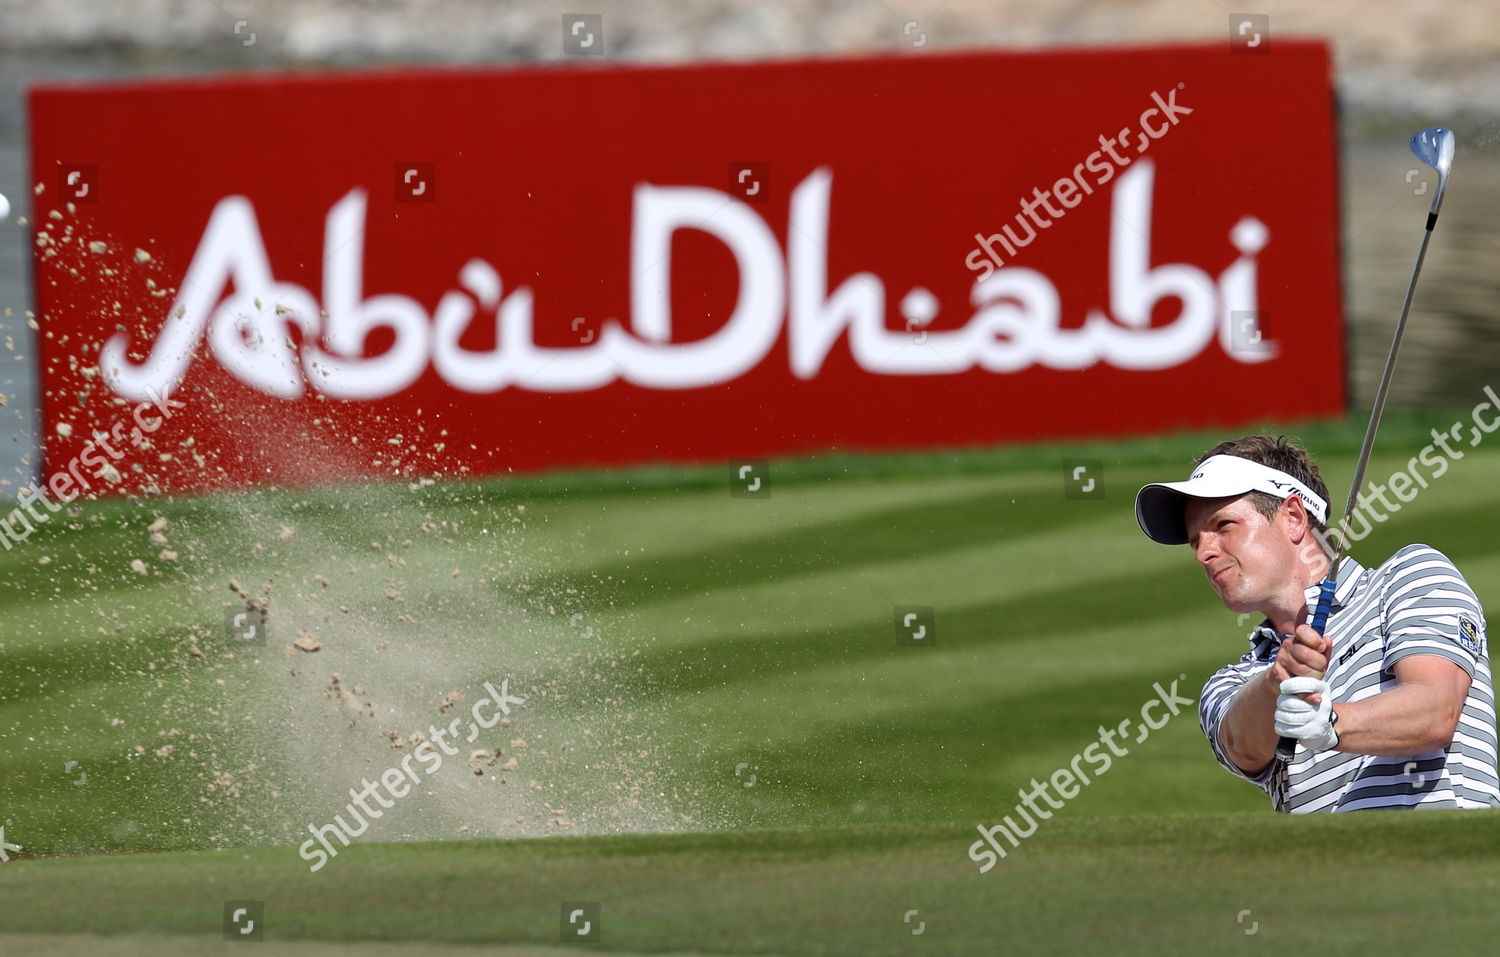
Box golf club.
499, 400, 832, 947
1275, 126, 1457, 762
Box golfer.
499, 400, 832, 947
1135, 434, 1499, 811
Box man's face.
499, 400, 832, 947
1184, 494, 1295, 613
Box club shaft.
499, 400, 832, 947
1339, 225, 1434, 557
1275, 222, 1436, 765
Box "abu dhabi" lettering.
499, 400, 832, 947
100, 160, 1272, 403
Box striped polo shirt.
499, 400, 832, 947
1199, 545, 1499, 812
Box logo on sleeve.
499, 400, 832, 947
1458, 616, 1483, 657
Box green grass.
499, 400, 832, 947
4, 813, 1500, 954
3, 409, 1500, 951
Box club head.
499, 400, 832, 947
1410, 127, 1455, 218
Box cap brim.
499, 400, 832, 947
1135, 483, 1194, 545
1135, 475, 1262, 545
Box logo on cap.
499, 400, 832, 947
1265, 479, 1320, 515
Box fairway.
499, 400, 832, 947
4, 413, 1500, 952
5, 813, 1500, 954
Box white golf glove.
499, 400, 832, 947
1274, 676, 1339, 752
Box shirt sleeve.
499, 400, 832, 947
1199, 651, 1278, 791
1381, 545, 1486, 678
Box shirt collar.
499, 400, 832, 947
1247, 555, 1367, 647
1301, 555, 1367, 612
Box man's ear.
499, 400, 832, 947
1280, 493, 1311, 541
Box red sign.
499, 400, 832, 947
29, 43, 1342, 495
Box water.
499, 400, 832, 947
2, 53, 1498, 491
1344, 130, 1500, 414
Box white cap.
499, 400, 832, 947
1135, 454, 1328, 545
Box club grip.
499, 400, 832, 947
1274, 579, 1337, 762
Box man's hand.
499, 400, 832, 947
1275, 676, 1339, 751
1221, 625, 1335, 774
1269, 624, 1331, 687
